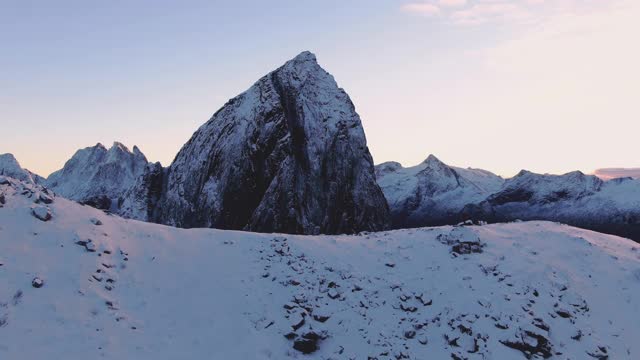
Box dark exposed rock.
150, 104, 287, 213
293, 338, 318, 354
152, 51, 390, 235
81, 195, 112, 211
400, 304, 418, 312
31, 277, 44, 288
500, 330, 553, 359
75, 239, 96, 252
291, 315, 305, 331
328, 289, 340, 299
586, 346, 609, 359
292, 331, 325, 354
118, 162, 165, 221
37, 193, 53, 204
451, 241, 484, 255
31, 206, 52, 221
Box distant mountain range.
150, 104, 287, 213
1, 52, 389, 235
375, 155, 504, 227
594, 167, 640, 180
376, 156, 640, 241
1, 51, 639, 241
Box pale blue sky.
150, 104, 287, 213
2, 0, 638, 177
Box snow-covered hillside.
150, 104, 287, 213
1, 175, 639, 359
376, 155, 504, 227
45, 142, 148, 211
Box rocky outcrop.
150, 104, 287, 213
153, 51, 390, 234
118, 162, 165, 221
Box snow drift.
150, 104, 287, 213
1, 175, 639, 359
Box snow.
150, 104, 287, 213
1, 176, 639, 359
0, 153, 43, 185
156, 51, 388, 233
376, 155, 503, 211
376, 155, 504, 226
45, 142, 148, 211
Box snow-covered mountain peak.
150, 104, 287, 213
422, 154, 444, 166
376, 156, 504, 227
0, 153, 43, 185
45, 142, 149, 210
501, 170, 603, 200
279, 51, 320, 77
110, 141, 129, 152
151, 51, 389, 234
132, 145, 144, 158
291, 50, 317, 62
0, 153, 21, 172
374, 161, 403, 177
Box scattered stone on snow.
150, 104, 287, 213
31, 206, 52, 221
32, 277, 44, 288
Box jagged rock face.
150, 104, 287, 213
118, 162, 165, 221
46, 142, 148, 210
375, 155, 504, 228
463, 170, 640, 241
155, 51, 390, 234
0, 153, 44, 185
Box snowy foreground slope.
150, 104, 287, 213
1, 177, 639, 359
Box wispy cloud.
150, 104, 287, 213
401, 2, 441, 17
450, 2, 531, 25
439, 0, 467, 7
594, 168, 640, 180
400, 0, 611, 25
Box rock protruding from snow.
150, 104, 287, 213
0, 153, 44, 185
31, 277, 44, 288
45, 142, 149, 211
375, 155, 504, 228
154, 51, 390, 234
31, 205, 52, 221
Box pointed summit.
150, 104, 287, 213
0, 153, 43, 184
110, 141, 130, 153
422, 154, 445, 166
290, 50, 317, 63
45, 142, 149, 210
153, 52, 390, 234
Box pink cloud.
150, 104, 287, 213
401, 2, 441, 16
439, 0, 467, 7
400, 0, 607, 25
451, 2, 531, 25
